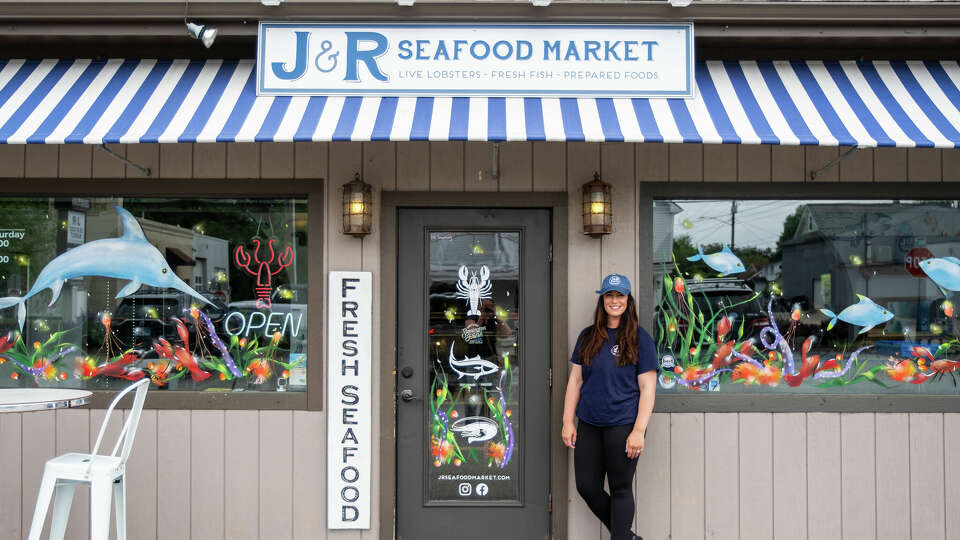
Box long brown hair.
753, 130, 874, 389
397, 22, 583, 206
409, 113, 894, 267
578, 293, 639, 367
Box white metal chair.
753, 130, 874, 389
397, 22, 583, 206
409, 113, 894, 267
28, 378, 150, 540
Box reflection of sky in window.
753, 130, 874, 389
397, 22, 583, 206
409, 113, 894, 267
672, 200, 889, 250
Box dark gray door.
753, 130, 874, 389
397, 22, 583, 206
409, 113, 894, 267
397, 208, 551, 540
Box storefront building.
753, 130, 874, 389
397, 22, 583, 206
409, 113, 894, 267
0, 2, 959, 539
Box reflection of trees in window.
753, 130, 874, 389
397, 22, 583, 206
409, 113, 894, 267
123, 199, 307, 303
672, 234, 773, 278
0, 200, 57, 297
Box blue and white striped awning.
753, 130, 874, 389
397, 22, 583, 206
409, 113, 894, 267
1, 58, 959, 147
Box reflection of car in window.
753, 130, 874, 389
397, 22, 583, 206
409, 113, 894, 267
681, 278, 767, 335
226, 285, 307, 351
112, 291, 229, 359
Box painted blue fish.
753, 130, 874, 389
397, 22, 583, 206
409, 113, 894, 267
0, 206, 212, 330
920, 257, 960, 294
686, 245, 745, 276
820, 295, 894, 335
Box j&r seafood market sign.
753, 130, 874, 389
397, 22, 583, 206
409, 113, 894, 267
328, 272, 371, 529
258, 22, 694, 98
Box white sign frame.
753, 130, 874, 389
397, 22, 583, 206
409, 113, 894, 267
258, 22, 694, 98
67, 211, 85, 245
327, 271, 372, 529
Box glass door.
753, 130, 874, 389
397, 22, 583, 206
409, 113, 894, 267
397, 209, 550, 540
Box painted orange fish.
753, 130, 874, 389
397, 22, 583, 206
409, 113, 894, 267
757, 364, 782, 386
487, 442, 506, 465
732, 363, 759, 384
431, 438, 452, 461
886, 358, 916, 383
712, 340, 736, 370
247, 358, 271, 384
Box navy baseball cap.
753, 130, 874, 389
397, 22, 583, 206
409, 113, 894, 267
596, 274, 631, 295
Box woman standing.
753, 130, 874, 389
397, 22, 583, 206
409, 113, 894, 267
562, 274, 658, 540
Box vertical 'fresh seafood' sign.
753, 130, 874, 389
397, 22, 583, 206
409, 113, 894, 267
327, 272, 371, 529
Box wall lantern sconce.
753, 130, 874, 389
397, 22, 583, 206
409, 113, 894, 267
342, 173, 373, 237
581, 172, 613, 237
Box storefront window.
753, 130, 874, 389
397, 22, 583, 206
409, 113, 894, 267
0, 197, 307, 393
653, 199, 960, 394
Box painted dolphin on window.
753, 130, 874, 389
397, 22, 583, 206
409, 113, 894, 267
448, 343, 499, 380
0, 206, 212, 330
920, 256, 960, 295
450, 416, 499, 444
686, 245, 745, 276
819, 294, 894, 335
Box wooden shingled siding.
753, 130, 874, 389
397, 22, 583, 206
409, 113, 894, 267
0, 141, 957, 540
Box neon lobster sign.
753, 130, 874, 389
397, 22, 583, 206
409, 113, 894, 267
234, 239, 293, 309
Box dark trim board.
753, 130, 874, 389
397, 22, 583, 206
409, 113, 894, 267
0, 177, 326, 411
2, 2, 959, 25
639, 181, 960, 200
380, 191, 570, 540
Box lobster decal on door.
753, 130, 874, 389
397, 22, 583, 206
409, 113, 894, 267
456, 265, 492, 317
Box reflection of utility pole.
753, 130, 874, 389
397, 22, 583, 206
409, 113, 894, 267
730, 201, 738, 248
863, 213, 869, 297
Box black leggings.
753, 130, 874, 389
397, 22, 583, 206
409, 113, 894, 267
574, 421, 639, 540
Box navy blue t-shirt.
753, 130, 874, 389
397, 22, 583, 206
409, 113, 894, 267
571, 326, 658, 427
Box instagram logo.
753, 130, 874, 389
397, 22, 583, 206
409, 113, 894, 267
458, 483, 472, 496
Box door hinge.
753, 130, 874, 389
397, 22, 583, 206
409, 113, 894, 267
548, 492, 552, 513
547, 244, 553, 263
548, 367, 553, 388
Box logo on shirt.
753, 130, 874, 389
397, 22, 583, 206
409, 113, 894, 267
611, 344, 620, 357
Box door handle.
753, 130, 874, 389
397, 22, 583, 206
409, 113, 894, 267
399, 389, 416, 402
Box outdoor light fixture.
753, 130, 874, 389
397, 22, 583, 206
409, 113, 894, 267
668, 0, 693, 6
581, 172, 613, 237
186, 21, 217, 48
531, 0, 552, 5
397, 0, 415, 5
261, 0, 283, 4
343, 173, 373, 237
184, 0, 216, 48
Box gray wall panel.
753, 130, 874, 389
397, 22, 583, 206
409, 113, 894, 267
840, 413, 877, 540
704, 413, 738, 540
807, 413, 841, 540
670, 413, 705, 540
910, 413, 945, 540
876, 413, 911, 540
739, 413, 773, 540
773, 412, 807, 540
